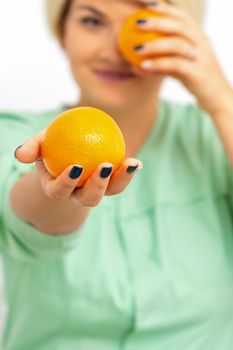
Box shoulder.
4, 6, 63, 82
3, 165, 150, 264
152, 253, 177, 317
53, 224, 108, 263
161, 99, 220, 147
161, 99, 230, 191
0, 107, 64, 130
0, 107, 64, 153
162, 99, 210, 130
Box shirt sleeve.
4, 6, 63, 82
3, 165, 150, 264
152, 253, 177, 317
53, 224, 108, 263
199, 106, 233, 191
0, 112, 82, 262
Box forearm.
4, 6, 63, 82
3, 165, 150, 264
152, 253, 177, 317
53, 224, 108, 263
211, 90, 233, 167
9, 169, 90, 235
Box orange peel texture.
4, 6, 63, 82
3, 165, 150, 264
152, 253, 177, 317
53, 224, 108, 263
118, 9, 163, 69
41, 107, 126, 187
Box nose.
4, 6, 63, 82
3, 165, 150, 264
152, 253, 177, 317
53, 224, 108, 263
98, 27, 127, 65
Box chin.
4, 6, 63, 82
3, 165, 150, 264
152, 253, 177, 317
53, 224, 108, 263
85, 91, 139, 112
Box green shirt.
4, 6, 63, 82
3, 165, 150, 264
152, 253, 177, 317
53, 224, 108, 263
0, 100, 233, 350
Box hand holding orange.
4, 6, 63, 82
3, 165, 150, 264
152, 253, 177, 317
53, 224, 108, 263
118, 9, 163, 69
41, 107, 125, 187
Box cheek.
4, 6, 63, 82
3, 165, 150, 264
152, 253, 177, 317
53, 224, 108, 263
64, 29, 100, 64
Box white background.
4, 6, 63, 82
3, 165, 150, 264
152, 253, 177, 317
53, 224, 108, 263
0, 0, 233, 112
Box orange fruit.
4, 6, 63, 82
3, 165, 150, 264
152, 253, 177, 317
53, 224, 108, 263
41, 107, 125, 187
118, 9, 163, 69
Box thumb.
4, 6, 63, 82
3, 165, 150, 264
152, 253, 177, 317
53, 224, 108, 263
14, 129, 45, 164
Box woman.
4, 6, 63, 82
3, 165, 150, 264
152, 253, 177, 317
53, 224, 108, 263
1, 0, 233, 349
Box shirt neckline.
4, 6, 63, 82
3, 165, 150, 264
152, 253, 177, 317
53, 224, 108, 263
136, 99, 167, 160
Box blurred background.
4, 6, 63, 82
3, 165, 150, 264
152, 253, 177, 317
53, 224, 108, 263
0, 0, 233, 112
0, 0, 233, 335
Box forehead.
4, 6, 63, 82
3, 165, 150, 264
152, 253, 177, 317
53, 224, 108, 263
71, 0, 141, 17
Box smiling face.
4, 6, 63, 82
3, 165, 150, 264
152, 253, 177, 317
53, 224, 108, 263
61, 0, 164, 111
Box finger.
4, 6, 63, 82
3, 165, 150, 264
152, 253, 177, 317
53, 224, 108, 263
105, 158, 143, 195
41, 164, 84, 201
140, 56, 195, 78
136, 15, 199, 44
131, 64, 166, 78
137, 0, 161, 6
141, 1, 198, 25
14, 129, 46, 163
135, 37, 198, 60
35, 159, 55, 185
72, 163, 113, 207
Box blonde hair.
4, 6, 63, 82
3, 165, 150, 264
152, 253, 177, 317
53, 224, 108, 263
46, 0, 67, 39
45, 0, 206, 39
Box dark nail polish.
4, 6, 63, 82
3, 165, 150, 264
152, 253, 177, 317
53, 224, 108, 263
127, 165, 139, 174
100, 167, 112, 179
69, 166, 83, 180
134, 45, 144, 51
146, 1, 158, 6
14, 145, 23, 159
137, 19, 147, 25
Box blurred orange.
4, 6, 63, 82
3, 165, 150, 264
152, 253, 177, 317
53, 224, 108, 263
41, 107, 125, 187
118, 9, 163, 68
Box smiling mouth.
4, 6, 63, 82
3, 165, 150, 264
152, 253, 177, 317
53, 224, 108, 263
94, 68, 136, 81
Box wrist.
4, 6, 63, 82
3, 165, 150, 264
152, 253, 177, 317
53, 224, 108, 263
210, 87, 233, 121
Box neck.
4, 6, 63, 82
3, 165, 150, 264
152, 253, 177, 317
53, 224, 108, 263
76, 94, 160, 158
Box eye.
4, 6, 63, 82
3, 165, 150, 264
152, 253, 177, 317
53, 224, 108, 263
80, 17, 102, 27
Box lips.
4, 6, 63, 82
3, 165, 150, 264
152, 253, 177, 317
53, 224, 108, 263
94, 68, 135, 81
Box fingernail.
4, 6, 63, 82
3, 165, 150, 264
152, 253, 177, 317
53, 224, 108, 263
69, 166, 83, 180
14, 145, 23, 159
141, 60, 153, 69
134, 45, 144, 51
127, 164, 139, 174
137, 19, 147, 25
146, 1, 159, 6
100, 166, 112, 179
